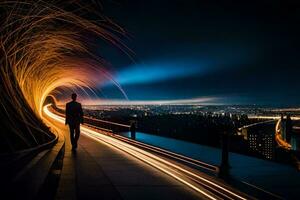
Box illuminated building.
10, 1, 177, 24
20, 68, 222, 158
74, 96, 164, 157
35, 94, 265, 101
247, 123, 275, 160
280, 115, 287, 141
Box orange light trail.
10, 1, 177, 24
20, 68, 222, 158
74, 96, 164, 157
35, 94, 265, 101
275, 119, 292, 149
0, 0, 129, 124
50, 106, 219, 172
43, 104, 249, 200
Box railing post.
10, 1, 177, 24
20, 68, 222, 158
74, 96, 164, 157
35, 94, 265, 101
219, 131, 230, 178
130, 121, 136, 140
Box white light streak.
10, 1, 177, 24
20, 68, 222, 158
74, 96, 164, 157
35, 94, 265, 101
43, 104, 248, 200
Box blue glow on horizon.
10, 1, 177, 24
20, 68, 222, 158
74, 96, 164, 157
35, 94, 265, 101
112, 61, 209, 85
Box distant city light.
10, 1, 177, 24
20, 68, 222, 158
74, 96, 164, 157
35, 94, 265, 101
78, 97, 221, 106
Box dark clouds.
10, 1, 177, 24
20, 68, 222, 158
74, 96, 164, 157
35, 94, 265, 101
97, 0, 300, 105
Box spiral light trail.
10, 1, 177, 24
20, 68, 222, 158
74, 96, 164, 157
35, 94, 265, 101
0, 0, 128, 151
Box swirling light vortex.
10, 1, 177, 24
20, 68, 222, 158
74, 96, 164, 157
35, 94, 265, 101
1, 0, 128, 116
0, 0, 129, 149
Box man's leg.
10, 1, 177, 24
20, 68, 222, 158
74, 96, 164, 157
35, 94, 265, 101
74, 124, 80, 148
69, 124, 75, 148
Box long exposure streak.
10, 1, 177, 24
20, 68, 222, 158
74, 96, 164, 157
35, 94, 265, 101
43, 104, 248, 200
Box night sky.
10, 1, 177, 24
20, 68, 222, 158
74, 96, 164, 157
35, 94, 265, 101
94, 0, 300, 106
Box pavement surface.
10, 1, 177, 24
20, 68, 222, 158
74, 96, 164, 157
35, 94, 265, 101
45, 118, 204, 200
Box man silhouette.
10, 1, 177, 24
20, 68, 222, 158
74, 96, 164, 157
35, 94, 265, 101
65, 93, 83, 150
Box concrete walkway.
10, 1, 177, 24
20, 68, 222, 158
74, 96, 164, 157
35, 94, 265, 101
52, 122, 203, 200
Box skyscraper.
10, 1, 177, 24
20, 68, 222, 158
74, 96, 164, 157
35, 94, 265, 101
247, 123, 275, 160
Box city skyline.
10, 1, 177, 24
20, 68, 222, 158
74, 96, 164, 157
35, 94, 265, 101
1, 1, 300, 199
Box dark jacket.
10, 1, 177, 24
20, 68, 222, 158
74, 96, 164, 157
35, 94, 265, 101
65, 101, 83, 126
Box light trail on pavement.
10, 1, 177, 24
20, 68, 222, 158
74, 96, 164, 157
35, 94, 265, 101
43, 104, 249, 200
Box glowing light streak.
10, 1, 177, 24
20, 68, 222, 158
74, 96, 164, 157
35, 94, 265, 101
248, 115, 300, 120
0, 0, 129, 125
238, 119, 275, 131
49, 107, 218, 172
43, 105, 248, 200
275, 119, 292, 149
111, 134, 219, 172
111, 62, 205, 85
80, 97, 220, 106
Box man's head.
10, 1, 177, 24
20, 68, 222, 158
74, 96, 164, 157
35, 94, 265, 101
71, 93, 77, 101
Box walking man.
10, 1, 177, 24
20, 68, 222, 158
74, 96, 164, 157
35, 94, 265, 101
65, 93, 83, 150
